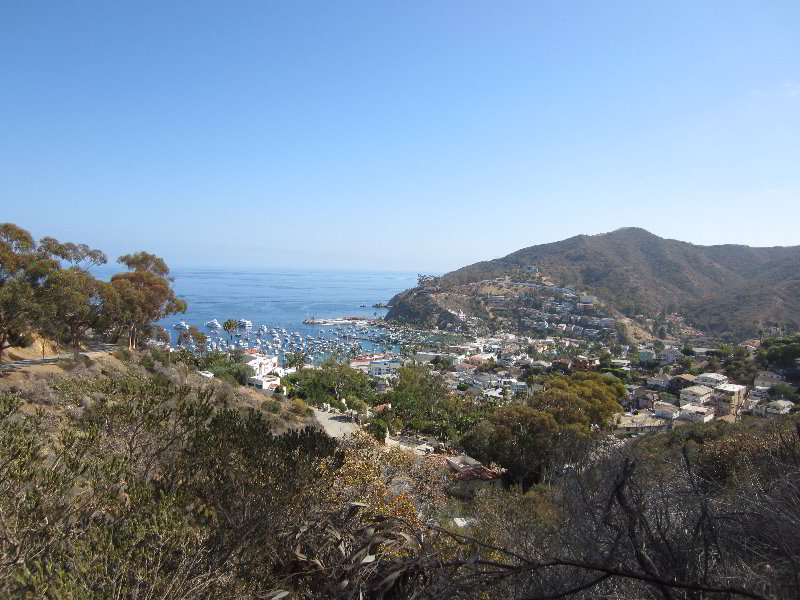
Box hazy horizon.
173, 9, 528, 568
2, 1, 799, 271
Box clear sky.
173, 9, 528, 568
1, 1, 798, 272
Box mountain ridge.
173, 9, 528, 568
386, 228, 800, 340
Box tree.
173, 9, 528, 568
42, 267, 103, 354
0, 224, 47, 366
222, 318, 237, 341
366, 419, 387, 443
37, 236, 107, 271
285, 351, 308, 370
110, 252, 186, 349
461, 403, 559, 487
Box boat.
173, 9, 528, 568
174, 321, 190, 330
237, 319, 253, 328
205, 319, 221, 328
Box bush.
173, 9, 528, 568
266, 399, 282, 414
113, 348, 133, 362
290, 398, 312, 417
367, 419, 388, 443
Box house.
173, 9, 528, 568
696, 372, 728, 387
614, 413, 669, 434
368, 359, 402, 377
752, 399, 794, 418
446, 455, 503, 499
749, 386, 772, 402
678, 404, 714, 423
638, 348, 657, 363
680, 385, 714, 406
247, 373, 281, 390
573, 355, 600, 370
653, 401, 680, 419
754, 371, 784, 388
483, 388, 505, 400
246, 354, 280, 377
647, 374, 670, 389
713, 383, 748, 416
634, 388, 661, 410
660, 346, 683, 364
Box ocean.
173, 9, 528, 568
95, 267, 418, 356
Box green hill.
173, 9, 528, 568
387, 228, 800, 340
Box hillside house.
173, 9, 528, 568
635, 388, 661, 410
696, 372, 728, 387
679, 404, 714, 423
680, 385, 714, 406
446, 455, 502, 499
713, 383, 748, 416
653, 401, 680, 419
754, 371, 785, 388
638, 348, 657, 363
752, 399, 794, 418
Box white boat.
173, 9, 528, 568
174, 321, 190, 330
237, 319, 253, 328
205, 319, 222, 328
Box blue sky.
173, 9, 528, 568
1, 1, 798, 271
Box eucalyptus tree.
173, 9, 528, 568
0, 224, 47, 365
110, 252, 187, 350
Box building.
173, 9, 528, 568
653, 401, 680, 419
752, 399, 793, 418
695, 372, 729, 388
754, 371, 785, 388
368, 359, 402, 377
713, 383, 748, 416
647, 374, 670, 389
635, 388, 661, 410
680, 385, 714, 406
660, 346, 683, 364
573, 355, 600, 370
246, 354, 280, 377
446, 455, 503, 499
678, 404, 714, 423
614, 413, 670, 434
638, 348, 657, 363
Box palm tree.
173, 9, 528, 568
223, 319, 237, 341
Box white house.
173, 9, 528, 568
246, 354, 280, 377
653, 401, 679, 419
678, 404, 714, 423
753, 399, 793, 418
680, 385, 714, 406
754, 371, 784, 388
695, 372, 729, 388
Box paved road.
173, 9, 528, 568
312, 408, 359, 438
0, 344, 117, 370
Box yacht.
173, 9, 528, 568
174, 321, 190, 330
237, 319, 253, 328
205, 319, 222, 329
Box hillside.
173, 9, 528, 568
386, 228, 800, 340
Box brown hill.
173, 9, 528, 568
387, 228, 800, 340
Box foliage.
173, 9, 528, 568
108, 251, 186, 349
366, 418, 388, 442
383, 364, 485, 441
285, 358, 375, 410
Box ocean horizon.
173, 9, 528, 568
93, 266, 420, 345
